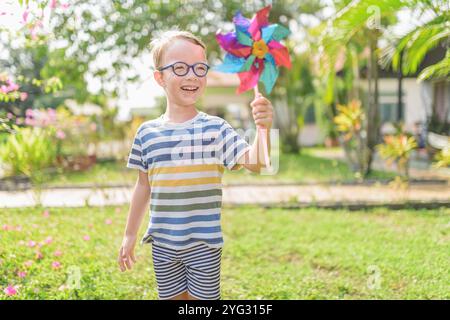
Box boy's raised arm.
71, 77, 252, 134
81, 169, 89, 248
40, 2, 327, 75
237, 128, 271, 173
118, 170, 150, 272
236, 93, 273, 173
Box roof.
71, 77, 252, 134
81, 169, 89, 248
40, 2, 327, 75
206, 71, 240, 87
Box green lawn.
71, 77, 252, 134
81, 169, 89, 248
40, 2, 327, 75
44, 149, 397, 187
1, 205, 448, 299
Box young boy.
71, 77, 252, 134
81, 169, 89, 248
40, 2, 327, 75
118, 30, 273, 300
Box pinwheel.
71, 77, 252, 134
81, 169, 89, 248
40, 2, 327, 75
213, 4, 291, 169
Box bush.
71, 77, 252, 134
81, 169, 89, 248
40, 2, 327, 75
0, 125, 57, 178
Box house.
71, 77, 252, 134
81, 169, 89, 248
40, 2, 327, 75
299, 44, 449, 146
360, 44, 449, 140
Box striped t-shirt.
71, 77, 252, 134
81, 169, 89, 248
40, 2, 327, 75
126, 111, 251, 250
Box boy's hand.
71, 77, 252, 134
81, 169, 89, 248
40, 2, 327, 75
118, 235, 137, 272
250, 93, 273, 129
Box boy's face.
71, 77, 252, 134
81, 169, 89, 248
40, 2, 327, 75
154, 39, 208, 107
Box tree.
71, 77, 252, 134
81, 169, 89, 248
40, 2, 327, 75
49, 0, 311, 98
383, 0, 450, 135
316, 0, 403, 177
0, 31, 88, 117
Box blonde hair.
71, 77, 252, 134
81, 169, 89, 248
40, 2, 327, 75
149, 29, 207, 70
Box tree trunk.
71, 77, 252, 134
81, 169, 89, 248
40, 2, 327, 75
397, 53, 403, 121
365, 31, 381, 177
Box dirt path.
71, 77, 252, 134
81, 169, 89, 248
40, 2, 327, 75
1, 183, 448, 208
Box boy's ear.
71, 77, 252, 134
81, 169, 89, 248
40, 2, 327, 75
154, 70, 166, 88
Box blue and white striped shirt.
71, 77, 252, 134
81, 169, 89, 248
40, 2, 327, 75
126, 111, 250, 250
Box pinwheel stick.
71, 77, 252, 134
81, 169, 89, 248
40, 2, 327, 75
253, 85, 271, 171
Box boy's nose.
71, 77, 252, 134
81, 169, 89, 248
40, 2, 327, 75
185, 67, 197, 78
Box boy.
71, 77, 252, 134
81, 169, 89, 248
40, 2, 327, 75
118, 30, 273, 300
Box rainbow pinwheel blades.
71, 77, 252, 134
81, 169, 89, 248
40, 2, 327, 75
214, 5, 291, 94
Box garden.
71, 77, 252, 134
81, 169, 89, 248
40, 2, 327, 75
0, 0, 449, 300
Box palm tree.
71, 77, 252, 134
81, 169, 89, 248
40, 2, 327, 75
381, 0, 450, 135
389, 0, 449, 81
316, 0, 403, 177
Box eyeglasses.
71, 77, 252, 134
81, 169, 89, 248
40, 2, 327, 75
157, 61, 210, 77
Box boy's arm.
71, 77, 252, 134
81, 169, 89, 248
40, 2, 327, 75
233, 94, 273, 173
233, 128, 270, 173
118, 170, 150, 272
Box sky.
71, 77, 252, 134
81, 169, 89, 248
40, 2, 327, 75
0, 0, 428, 121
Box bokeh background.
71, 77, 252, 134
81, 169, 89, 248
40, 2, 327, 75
0, 0, 449, 299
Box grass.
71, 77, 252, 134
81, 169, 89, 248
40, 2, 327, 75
43, 148, 398, 187
0, 205, 448, 299
223, 150, 396, 184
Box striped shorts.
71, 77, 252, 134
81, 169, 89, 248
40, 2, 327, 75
151, 241, 222, 300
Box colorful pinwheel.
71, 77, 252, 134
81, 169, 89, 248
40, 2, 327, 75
213, 5, 291, 94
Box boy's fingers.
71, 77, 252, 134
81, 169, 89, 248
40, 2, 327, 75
120, 256, 130, 270
118, 248, 125, 271
118, 247, 131, 272
118, 255, 126, 272
254, 112, 272, 120
252, 102, 272, 110
253, 107, 272, 116
251, 96, 270, 106
123, 254, 133, 269
130, 252, 137, 263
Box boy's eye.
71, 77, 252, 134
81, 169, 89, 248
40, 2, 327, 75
173, 63, 187, 70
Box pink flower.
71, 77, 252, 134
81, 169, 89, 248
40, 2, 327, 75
17, 271, 27, 278
83, 235, 90, 241
47, 108, 57, 121
30, 25, 38, 40
3, 285, 18, 296
44, 236, 53, 244
16, 118, 23, 125
7, 112, 14, 119
8, 82, 19, 91
2, 224, 10, 231
41, 116, 49, 127
105, 219, 112, 225
53, 250, 62, 257
56, 130, 66, 140
28, 240, 36, 248
20, 92, 28, 101
24, 260, 33, 268
50, 0, 58, 9
52, 261, 61, 269
15, 225, 22, 231
22, 8, 29, 24
61, 3, 70, 10
25, 117, 36, 126
35, 251, 43, 260
25, 108, 34, 117
42, 210, 50, 218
